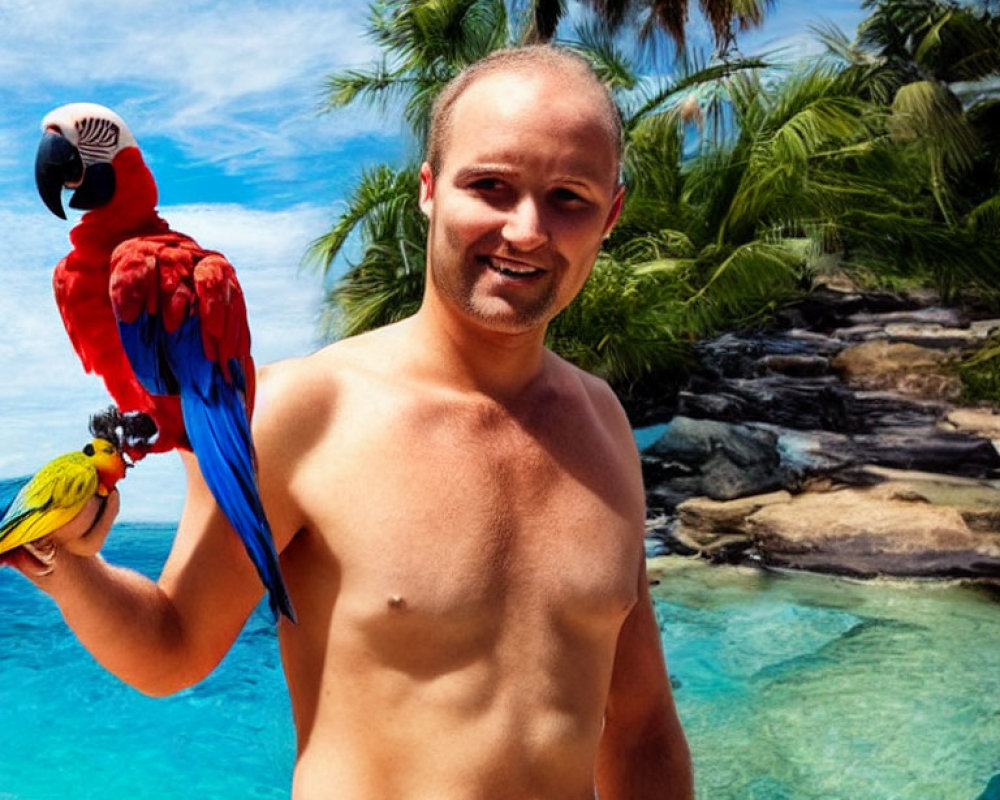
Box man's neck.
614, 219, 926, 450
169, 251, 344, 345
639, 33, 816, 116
403, 303, 550, 403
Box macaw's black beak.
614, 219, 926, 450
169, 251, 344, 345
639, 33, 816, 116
35, 130, 83, 219
35, 130, 117, 218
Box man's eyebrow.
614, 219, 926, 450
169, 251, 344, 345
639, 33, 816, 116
454, 164, 604, 189
453, 164, 517, 181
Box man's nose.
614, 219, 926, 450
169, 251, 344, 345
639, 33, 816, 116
502, 197, 548, 250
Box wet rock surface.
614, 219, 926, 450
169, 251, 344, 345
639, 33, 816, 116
636, 288, 1000, 580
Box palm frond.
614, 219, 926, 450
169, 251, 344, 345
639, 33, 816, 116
966, 193, 1000, 235
306, 164, 421, 276
681, 240, 804, 337
547, 254, 690, 385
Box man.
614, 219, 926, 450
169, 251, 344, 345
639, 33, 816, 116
6, 45, 693, 799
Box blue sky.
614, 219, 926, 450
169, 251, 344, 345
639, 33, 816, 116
0, 0, 868, 521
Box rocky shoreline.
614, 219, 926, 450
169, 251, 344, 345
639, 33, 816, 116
634, 286, 1000, 582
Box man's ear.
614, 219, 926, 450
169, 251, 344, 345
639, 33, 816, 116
602, 185, 625, 239
419, 162, 434, 217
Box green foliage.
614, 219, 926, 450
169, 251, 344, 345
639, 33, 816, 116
309, 164, 427, 339
546, 255, 690, 385
310, 0, 1000, 391
818, 0, 1000, 300
959, 335, 1000, 404
322, 0, 510, 149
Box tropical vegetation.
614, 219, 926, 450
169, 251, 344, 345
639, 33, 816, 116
310, 0, 1000, 400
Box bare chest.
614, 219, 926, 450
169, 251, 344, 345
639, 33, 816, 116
291, 398, 643, 648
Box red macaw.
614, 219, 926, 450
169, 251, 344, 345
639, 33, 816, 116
35, 103, 294, 621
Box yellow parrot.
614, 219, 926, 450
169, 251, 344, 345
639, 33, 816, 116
0, 406, 154, 564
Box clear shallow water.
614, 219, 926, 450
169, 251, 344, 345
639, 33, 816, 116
1, 512, 997, 799
653, 559, 1000, 800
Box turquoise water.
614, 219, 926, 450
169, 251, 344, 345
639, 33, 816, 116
0, 520, 294, 800
1, 514, 998, 799
654, 559, 1000, 800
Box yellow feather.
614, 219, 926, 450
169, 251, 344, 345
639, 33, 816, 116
0, 452, 99, 555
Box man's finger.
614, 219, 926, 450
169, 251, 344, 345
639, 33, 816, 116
61, 489, 120, 556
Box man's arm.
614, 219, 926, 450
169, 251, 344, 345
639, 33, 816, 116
13, 449, 270, 696
3, 364, 309, 697
595, 561, 694, 800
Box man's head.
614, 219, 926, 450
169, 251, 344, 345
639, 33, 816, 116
417, 45, 625, 338
426, 45, 623, 181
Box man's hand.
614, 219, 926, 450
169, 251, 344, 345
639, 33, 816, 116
0, 490, 120, 578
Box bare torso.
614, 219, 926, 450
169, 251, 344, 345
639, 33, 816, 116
260, 320, 647, 800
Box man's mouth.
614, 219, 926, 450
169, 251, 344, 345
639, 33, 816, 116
483, 256, 546, 279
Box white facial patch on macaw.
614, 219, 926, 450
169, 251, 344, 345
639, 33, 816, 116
40, 102, 137, 167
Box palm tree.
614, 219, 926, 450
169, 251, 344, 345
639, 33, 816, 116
518, 0, 773, 56
312, 164, 426, 340
323, 0, 511, 153
816, 0, 1000, 297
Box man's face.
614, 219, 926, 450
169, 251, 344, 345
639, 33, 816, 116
419, 69, 623, 337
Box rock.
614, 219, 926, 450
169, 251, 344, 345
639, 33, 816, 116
971, 319, 1000, 339
846, 306, 969, 328
746, 488, 1000, 578
664, 471, 1000, 578
758, 354, 831, 377
830, 323, 887, 341
644, 417, 787, 503
944, 408, 1000, 440
689, 330, 841, 383
847, 431, 1000, 477
845, 392, 945, 431
831, 340, 963, 399
838, 467, 1000, 532
776, 288, 918, 331
885, 322, 984, 349
635, 287, 1000, 581
675, 492, 793, 542
677, 376, 857, 431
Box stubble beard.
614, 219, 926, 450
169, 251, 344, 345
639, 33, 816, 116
430, 236, 562, 336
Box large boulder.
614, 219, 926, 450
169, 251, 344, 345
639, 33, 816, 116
669, 470, 1000, 579
643, 417, 787, 504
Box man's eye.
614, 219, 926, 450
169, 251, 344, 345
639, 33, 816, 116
470, 178, 504, 192
553, 188, 588, 205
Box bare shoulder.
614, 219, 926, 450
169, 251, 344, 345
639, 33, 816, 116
545, 351, 636, 447
253, 324, 406, 457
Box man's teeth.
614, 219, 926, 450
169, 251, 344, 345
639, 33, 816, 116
490, 259, 542, 277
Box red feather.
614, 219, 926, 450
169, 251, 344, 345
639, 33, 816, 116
54, 146, 255, 460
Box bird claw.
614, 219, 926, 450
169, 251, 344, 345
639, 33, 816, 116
22, 539, 57, 577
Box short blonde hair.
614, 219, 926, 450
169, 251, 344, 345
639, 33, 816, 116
426, 45, 623, 179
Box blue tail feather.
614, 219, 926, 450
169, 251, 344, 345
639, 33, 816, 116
145, 313, 294, 621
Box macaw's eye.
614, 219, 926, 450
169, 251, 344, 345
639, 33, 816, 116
83, 443, 95, 456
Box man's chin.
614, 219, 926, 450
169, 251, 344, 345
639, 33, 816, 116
461, 296, 556, 336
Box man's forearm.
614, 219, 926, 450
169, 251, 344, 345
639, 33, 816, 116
595, 716, 694, 800
35, 552, 189, 696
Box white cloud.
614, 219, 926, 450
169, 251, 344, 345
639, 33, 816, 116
1, 0, 392, 179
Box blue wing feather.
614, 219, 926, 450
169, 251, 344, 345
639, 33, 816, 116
0, 477, 46, 540
120, 311, 294, 621
119, 314, 173, 396
0, 476, 31, 519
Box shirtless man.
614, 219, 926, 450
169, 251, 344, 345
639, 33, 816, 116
6, 45, 693, 799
